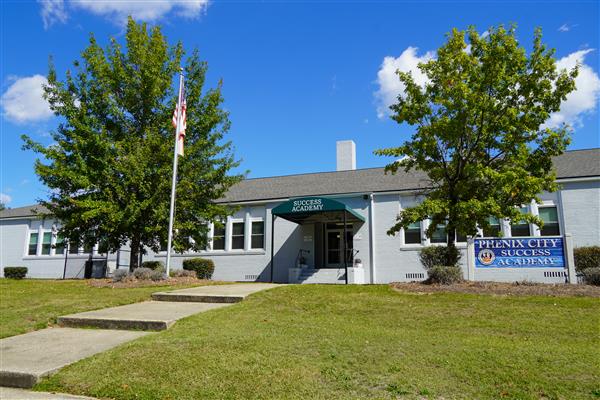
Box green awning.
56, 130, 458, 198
272, 197, 365, 224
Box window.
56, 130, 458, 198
69, 241, 79, 254
41, 232, 52, 255
231, 222, 245, 250
28, 233, 38, 255
83, 243, 94, 254
483, 217, 501, 237
212, 225, 225, 250
404, 222, 421, 244
430, 224, 447, 243
456, 231, 468, 243
54, 235, 65, 255
539, 206, 560, 236
511, 207, 531, 237
251, 221, 265, 249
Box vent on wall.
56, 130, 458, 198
406, 273, 425, 280
244, 274, 259, 281
544, 271, 566, 278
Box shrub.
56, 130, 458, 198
574, 246, 600, 272
419, 246, 461, 269
170, 269, 197, 278
183, 258, 215, 279
149, 269, 165, 281
4, 266, 27, 279
133, 267, 154, 280
581, 267, 600, 286
141, 261, 165, 271
426, 265, 463, 285
112, 269, 128, 282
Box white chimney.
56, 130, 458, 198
336, 140, 356, 171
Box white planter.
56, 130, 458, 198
347, 267, 365, 284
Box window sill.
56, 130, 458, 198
154, 250, 266, 257
400, 243, 468, 251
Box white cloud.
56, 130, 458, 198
545, 49, 600, 129
1, 75, 53, 124
374, 47, 434, 118
0, 193, 12, 205
70, 0, 208, 25
38, 0, 68, 29
558, 24, 570, 32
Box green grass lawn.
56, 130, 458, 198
0, 279, 209, 338
36, 285, 599, 400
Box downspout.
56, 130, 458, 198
368, 193, 377, 284
270, 214, 276, 283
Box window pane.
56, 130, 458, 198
55, 235, 65, 255
511, 223, 531, 237
69, 241, 79, 254
83, 243, 93, 254
41, 232, 52, 255
539, 206, 560, 236
232, 236, 244, 250
251, 221, 265, 249
483, 217, 501, 237
251, 235, 264, 249
431, 224, 447, 243
539, 207, 558, 223
213, 236, 225, 250
456, 232, 467, 242
214, 225, 225, 237
232, 222, 245, 235
511, 207, 531, 237
28, 233, 38, 255
252, 221, 264, 235
404, 222, 421, 244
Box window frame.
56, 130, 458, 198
211, 222, 226, 251
250, 219, 265, 250
510, 206, 532, 237
538, 205, 561, 236
230, 220, 245, 250
403, 221, 422, 245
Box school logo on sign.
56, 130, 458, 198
477, 248, 495, 265
474, 237, 565, 268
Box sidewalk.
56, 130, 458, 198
0, 283, 281, 389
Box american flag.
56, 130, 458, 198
172, 84, 187, 156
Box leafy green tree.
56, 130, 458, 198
375, 25, 577, 264
23, 18, 241, 269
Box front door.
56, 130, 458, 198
325, 228, 353, 268
326, 229, 343, 267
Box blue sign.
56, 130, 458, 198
474, 237, 565, 268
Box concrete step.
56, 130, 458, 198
58, 301, 230, 331
152, 283, 280, 303
0, 328, 148, 388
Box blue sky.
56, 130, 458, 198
1, 0, 599, 208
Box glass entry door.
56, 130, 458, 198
326, 230, 342, 267
325, 228, 353, 268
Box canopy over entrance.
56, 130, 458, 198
272, 197, 365, 224
270, 197, 365, 284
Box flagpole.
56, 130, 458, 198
165, 67, 184, 278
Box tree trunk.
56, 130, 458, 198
129, 234, 140, 271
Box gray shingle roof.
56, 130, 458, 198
220, 148, 600, 203
2, 148, 598, 218
0, 204, 48, 219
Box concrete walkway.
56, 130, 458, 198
152, 283, 280, 303
0, 328, 148, 388
58, 301, 230, 331
1, 387, 97, 399
0, 283, 280, 390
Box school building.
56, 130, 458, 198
1, 142, 598, 284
